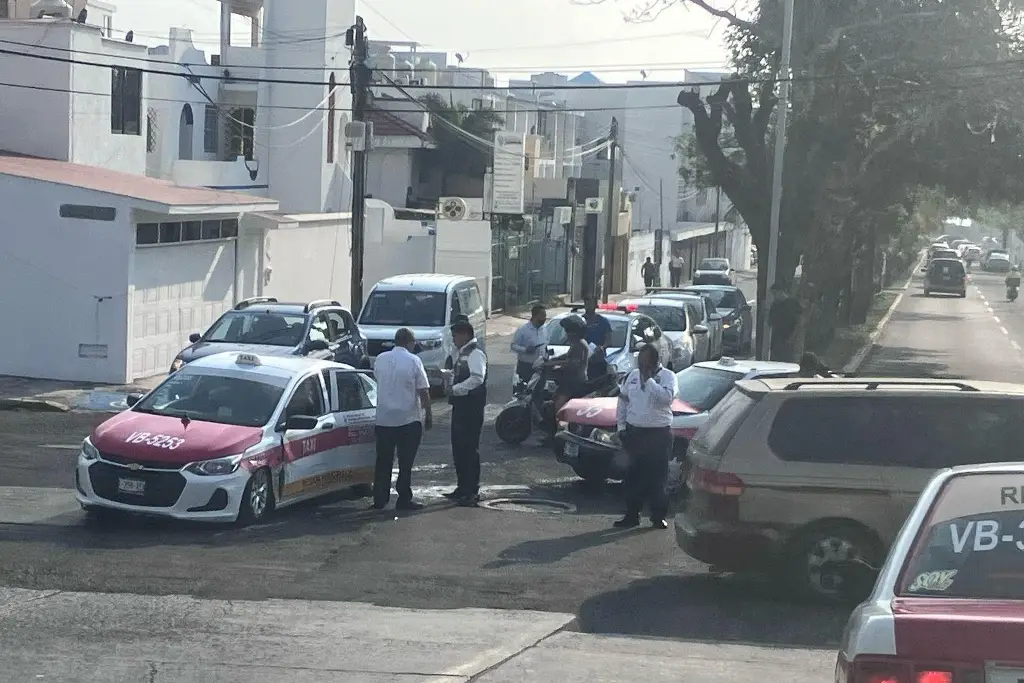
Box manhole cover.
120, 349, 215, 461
478, 497, 576, 514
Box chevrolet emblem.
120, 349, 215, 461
126, 463, 144, 471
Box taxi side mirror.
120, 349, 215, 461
188, 332, 201, 343
125, 393, 143, 407
282, 415, 318, 432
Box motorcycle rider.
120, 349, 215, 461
1006, 266, 1021, 298
549, 314, 591, 415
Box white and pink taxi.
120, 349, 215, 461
75, 352, 377, 524
838, 462, 1024, 683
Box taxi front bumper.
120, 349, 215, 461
74, 454, 250, 523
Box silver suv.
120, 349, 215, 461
675, 377, 1024, 601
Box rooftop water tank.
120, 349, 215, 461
417, 58, 438, 86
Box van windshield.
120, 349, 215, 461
359, 291, 447, 327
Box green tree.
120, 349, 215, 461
419, 94, 504, 192
591, 0, 1024, 358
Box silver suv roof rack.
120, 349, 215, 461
782, 379, 979, 392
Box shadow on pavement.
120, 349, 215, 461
860, 346, 958, 378
483, 526, 645, 568
886, 310, 968, 325
576, 573, 850, 648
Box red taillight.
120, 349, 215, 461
851, 660, 957, 683
597, 303, 618, 310
688, 466, 744, 496
916, 672, 952, 683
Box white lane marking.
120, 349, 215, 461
987, 306, 994, 313
1001, 327, 1009, 336
41, 445, 80, 450
1013, 341, 1021, 352
994, 316, 1001, 323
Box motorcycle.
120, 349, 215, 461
495, 352, 617, 445
1009, 284, 1019, 302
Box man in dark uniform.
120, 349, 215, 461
444, 319, 488, 507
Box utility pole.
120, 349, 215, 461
601, 117, 618, 303
759, 0, 795, 360
713, 186, 721, 257
347, 16, 370, 314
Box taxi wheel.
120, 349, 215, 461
786, 523, 881, 604
237, 467, 275, 526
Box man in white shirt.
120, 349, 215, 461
669, 254, 685, 287
445, 319, 488, 506
510, 304, 548, 383
614, 344, 678, 529
372, 328, 433, 511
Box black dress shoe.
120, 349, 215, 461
650, 518, 669, 530
456, 495, 480, 507
396, 500, 425, 511
442, 490, 462, 500
613, 516, 640, 529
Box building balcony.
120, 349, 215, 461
171, 157, 268, 193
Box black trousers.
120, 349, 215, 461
451, 400, 485, 498
516, 360, 536, 383
622, 425, 673, 521
669, 268, 682, 287
373, 422, 423, 506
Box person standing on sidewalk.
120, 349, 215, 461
371, 328, 432, 511
642, 257, 658, 292
510, 305, 548, 383
582, 296, 611, 377
445, 319, 488, 507
669, 253, 685, 287
614, 344, 678, 529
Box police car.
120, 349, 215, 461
837, 462, 1024, 683
75, 352, 377, 524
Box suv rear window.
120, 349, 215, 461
929, 260, 964, 276
695, 388, 759, 457
898, 472, 1024, 599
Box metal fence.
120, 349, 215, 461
490, 216, 570, 314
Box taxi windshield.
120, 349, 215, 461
203, 311, 307, 347
134, 369, 286, 427
898, 472, 1024, 599
674, 366, 741, 411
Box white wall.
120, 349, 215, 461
0, 176, 132, 383
262, 217, 353, 309
364, 236, 436, 307
366, 149, 414, 208
727, 224, 752, 271
434, 219, 493, 315
627, 231, 656, 294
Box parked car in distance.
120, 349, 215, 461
645, 289, 725, 362
923, 258, 967, 297
615, 298, 703, 371
170, 298, 368, 375
680, 285, 753, 356
692, 258, 734, 286
837, 462, 1024, 681
676, 377, 1024, 601
357, 274, 486, 394
547, 307, 673, 380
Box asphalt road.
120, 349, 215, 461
0, 272, 878, 650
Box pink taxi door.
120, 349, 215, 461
321, 368, 376, 489
276, 371, 342, 504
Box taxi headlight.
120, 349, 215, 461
420, 338, 443, 350
593, 429, 620, 446
170, 358, 185, 372
81, 437, 100, 461
187, 455, 243, 476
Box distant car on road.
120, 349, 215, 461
837, 462, 1024, 681
646, 289, 725, 361
76, 352, 379, 525
615, 298, 704, 371
984, 252, 1012, 273
680, 285, 754, 356
692, 258, 734, 286
170, 298, 368, 375
923, 258, 967, 298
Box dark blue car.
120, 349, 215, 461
681, 285, 753, 356
169, 297, 369, 374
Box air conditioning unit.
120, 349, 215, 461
584, 198, 604, 214
344, 121, 368, 151
553, 206, 572, 226
439, 197, 468, 221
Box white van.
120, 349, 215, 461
358, 274, 487, 393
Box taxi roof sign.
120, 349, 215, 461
235, 353, 262, 366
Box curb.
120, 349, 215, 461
0, 397, 70, 413
844, 252, 924, 374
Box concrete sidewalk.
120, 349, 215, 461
0, 588, 833, 682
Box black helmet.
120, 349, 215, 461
559, 314, 587, 336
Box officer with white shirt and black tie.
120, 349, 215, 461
445, 318, 488, 507
614, 343, 678, 529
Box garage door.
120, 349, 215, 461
131, 242, 235, 379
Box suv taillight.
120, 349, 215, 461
688, 466, 744, 496
850, 658, 974, 683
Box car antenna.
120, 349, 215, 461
181, 412, 191, 427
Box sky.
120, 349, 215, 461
108, 0, 730, 83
